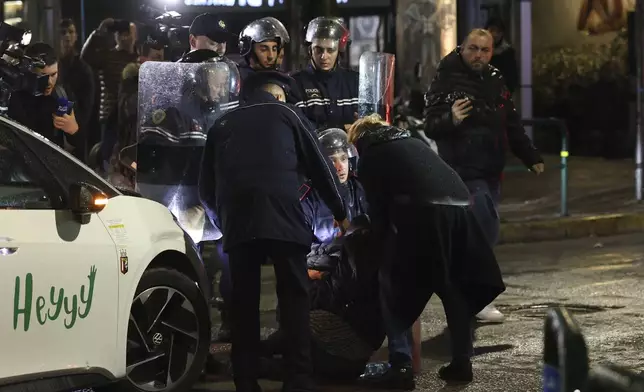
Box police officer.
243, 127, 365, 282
238, 17, 290, 81
292, 17, 359, 130
178, 13, 232, 62
199, 70, 349, 392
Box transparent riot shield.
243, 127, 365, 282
358, 52, 396, 123
135, 60, 240, 242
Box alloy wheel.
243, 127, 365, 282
126, 286, 200, 391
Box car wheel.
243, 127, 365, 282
110, 267, 211, 392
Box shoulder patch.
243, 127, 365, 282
151, 109, 166, 125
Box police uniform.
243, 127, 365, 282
291, 17, 359, 130
291, 66, 359, 130
199, 71, 346, 392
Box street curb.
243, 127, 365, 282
499, 212, 644, 244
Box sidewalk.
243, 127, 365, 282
498, 155, 644, 243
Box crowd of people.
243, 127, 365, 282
8, 11, 544, 392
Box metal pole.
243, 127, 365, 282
636, 0, 643, 201
80, 0, 86, 44
560, 126, 569, 216
519, 0, 533, 140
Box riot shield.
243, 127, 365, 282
358, 52, 396, 123
135, 60, 241, 242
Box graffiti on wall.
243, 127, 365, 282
397, 0, 457, 92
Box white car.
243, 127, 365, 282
0, 116, 212, 391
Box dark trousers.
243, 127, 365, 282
228, 239, 312, 387
465, 179, 501, 247
436, 285, 474, 360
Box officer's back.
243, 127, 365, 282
202, 73, 340, 251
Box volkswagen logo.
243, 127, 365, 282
152, 333, 164, 346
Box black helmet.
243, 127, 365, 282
318, 128, 355, 157
239, 17, 290, 58
304, 17, 350, 52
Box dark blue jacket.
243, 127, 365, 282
301, 176, 367, 270
291, 65, 359, 130
199, 90, 347, 251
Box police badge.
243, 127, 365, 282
151, 109, 166, 125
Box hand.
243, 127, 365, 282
53, 110, 79, 135
531, 163, 545, 175
451, 99, 472, 126
334, 218, 351, 234
131, 161, 137, 170
307, 269, 325, 280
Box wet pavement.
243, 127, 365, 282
194, 233, 644, 391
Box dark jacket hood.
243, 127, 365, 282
354, 125, 411, 155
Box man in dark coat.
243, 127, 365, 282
347, 114, 506, 384
199, 70, 349, 392
424, 28, 543, 322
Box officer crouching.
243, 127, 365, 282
199, 70, 349, 392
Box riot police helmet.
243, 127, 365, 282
239, 17, 290, 58
304, 17, 350, 52
186, 59, 240, 106
318, 128, 355, 158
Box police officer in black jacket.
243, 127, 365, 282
292, 17, 359, 130
199, 70, 349, 392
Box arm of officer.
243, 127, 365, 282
503, 88, 544, 168
289, 109, 347, 222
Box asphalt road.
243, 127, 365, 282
194, 233, 644, 391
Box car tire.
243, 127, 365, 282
104, 267, 211, 392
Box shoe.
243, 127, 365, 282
476, 304, 505, 323
438, 359, 473, 383
360, 363, 416, 390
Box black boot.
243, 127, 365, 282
438, 358, 473, 383
360, 363, 415, 390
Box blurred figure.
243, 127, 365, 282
484, 17, 518, 94
81, 18, 138, 174
8, 43, 80, 153
107, 39, 165, 189
59, 18, 94, 162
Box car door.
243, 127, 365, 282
0, 125, 120, 383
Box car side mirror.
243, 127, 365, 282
69, 182, 109, 224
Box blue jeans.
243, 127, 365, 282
381, 294, 413, 365
465, 179, 501, 247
